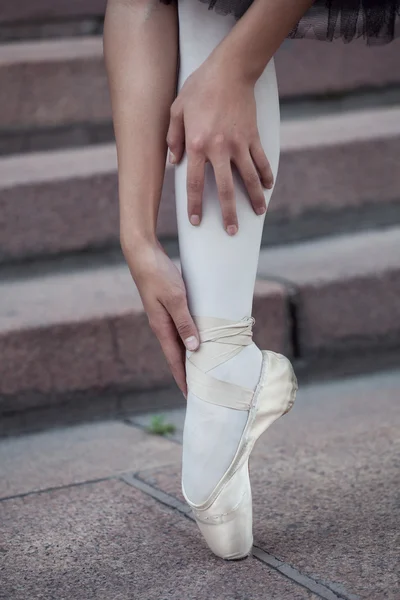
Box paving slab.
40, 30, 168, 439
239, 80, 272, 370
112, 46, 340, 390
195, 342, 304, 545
0, 479, 315, 600
130, 407, 186, 444
0, 420, 180, 499
138, 370, 400, 600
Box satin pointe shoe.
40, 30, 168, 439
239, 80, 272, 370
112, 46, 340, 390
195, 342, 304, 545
182, 315, 298, 560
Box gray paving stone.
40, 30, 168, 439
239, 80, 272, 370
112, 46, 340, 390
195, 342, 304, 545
250, 372, 400, 600
0, 420, 180, 499
138, 370, 400, 600
0, 479, 314, 600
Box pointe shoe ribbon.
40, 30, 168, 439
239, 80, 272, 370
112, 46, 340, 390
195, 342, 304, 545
185, 316, 256, 411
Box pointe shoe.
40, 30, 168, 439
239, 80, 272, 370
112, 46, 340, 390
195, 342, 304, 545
182, 316, 298, 560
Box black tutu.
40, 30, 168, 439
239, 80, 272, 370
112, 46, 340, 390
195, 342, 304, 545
161, 0, 400, 45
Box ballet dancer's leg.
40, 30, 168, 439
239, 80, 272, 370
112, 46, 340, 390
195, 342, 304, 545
175, 0, 280, 505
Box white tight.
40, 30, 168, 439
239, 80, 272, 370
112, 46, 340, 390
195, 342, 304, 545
174, 0, 280, 504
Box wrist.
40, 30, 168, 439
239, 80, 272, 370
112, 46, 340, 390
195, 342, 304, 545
210, 44, 260, 87
119, 198, 159, 256
120, 229, 158, 257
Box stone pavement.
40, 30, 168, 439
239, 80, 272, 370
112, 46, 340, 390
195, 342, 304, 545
1, 370, 399, 600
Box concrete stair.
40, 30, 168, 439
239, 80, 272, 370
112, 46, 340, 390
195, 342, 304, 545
1, 14, 400, 431
0, 0, 106, 24
1, 106, 400, 265
1, 227, 400, 430
1, 36, 400, 152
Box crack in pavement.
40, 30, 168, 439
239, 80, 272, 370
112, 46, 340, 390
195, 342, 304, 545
120, 472, 361, 600
0, 474, 114, 503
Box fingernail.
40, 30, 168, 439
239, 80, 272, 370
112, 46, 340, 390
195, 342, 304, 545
257, 206, 266, 215
227, 225, 237, 236
185, 336, 198, 350
169, 152, 176, 164
190, 215, 200, 226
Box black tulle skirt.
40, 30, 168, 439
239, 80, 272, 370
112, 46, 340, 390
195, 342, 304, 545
161, 0, 400, 45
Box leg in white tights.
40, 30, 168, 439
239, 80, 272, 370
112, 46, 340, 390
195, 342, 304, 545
175, 0, 280, 505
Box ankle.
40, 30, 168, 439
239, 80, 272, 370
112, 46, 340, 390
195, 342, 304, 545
207, 342, 263, 391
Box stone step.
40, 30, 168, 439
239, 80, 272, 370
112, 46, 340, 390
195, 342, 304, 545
257, 226, 400, 361
1, 36, 399, 134
1, 227, 399, 427
1, 106, 399, 265
0, 263, 288, 426
0, 0, 106, 24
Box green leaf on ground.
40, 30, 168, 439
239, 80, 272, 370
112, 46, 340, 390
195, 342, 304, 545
147, 414, 176, 436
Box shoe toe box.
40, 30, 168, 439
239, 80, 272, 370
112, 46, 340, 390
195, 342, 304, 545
192, 486, 253, 560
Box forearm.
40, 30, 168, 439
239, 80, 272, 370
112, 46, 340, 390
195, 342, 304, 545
212, 0, 314, 83
103, 0, 178, 250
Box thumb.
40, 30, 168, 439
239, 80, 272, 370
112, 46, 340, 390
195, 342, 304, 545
169, 300, 200, 352
167, 103, 185, 165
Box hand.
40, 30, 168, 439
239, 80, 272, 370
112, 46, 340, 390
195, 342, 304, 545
123, 239, 199, 398
166, 55, 273, 235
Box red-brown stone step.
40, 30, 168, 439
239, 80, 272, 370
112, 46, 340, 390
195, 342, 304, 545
1, 227, 399, 421
1, 106, 399, 264
0, 0, 106, 24
0, 263, 288, 416
1, 36, 399, 131
258, 226, 400, 358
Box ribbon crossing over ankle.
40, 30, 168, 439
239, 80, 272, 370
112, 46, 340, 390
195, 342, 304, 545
186, 316, 256, 410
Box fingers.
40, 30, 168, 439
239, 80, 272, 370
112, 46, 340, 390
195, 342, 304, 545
154, 316, 188, 398
148, 291, 200, 398
148, 306, 190, 399
250, 138, 274, 190
183, 130, 271, 232
186, 143, 205, 226
167, 102, 185, 165
234, 148, 267, 216
164, 288, 200, 352
212, 145, 237, 235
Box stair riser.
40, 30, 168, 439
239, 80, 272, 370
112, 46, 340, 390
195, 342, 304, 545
0, 0, 106, 24
294, 271, 400, 356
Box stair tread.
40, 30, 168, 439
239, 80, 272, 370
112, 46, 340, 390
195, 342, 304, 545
0, 36, 102, 65
2, 105, 400, 188
0, 262, 142, 332
281, 105, 400, 150
0, 144, 117, 189
258, 226, 400, 285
